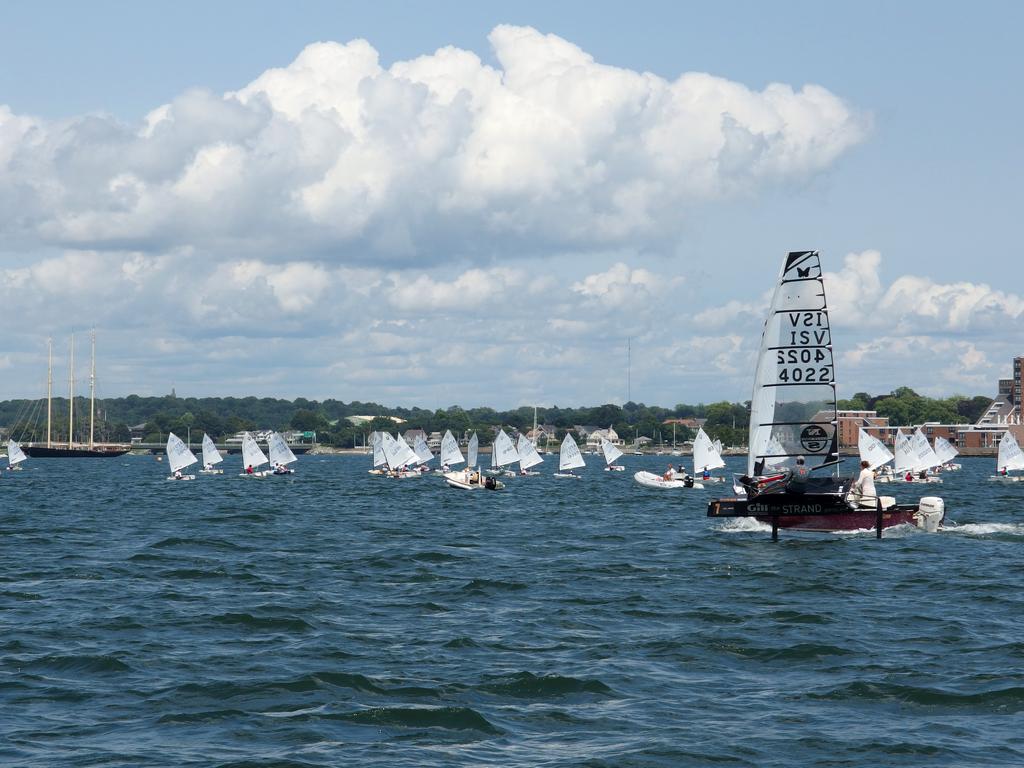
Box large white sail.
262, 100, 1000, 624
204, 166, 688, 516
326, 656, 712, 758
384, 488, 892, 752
747, 251, 837, 478
493, 429, 520, 467
893, 430, 915, 473
516, 434, 544, 470
858, 428, 894, 471
692, 428, 726, 475
997, 431, 1024, 472
201, 433, 223, 467
7, 439, 27, 467
372, 432, 386, 467
413, 435, 434, 465
242, 432, 269, 470
383, 433, 418, 469
601, 437, 624, 466
467, 432, 479, 468
559, 433, 586, 471
910, 428, 941, 471
268, 432, 298, 466
440, 430, 464, 467
933, 436, 959, 465
167, 432, 199, 473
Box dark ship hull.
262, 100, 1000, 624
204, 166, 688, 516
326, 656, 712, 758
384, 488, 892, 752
23, 444, 131, 458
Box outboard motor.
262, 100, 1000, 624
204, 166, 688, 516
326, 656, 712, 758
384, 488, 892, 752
914, 497, 944, 533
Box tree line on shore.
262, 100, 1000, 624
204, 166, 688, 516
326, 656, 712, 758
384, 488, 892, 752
0, 387, 992, 448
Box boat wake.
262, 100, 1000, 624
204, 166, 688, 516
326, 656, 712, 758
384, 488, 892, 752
942, 522, 1024, 537
715, 518, 772, 533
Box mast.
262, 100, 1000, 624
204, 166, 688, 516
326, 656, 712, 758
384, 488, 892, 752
46, 338, 53, 448
68, 335, 75, 448
626, 337, 631, 403
89, 330, 96, 450
533, 406, 537, 445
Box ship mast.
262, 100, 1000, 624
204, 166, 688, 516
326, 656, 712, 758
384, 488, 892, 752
68, 334, 75, 449
90, 330, 96, 450
46, 338, 53, 448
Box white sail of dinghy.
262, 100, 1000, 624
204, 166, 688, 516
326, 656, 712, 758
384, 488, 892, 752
910, 428, 941, 472
933, 436, 959, 466
166, 432, 198, 478
601, 437, 624, 468
713, 438, 724, 457
241, 432, 270, 475
440, 430, 464, 467
692, 428, 726, 476
892, 430, 915, 474
201, 433, 223, 469
413, 435, 435, 465
383, 433, 419, 471
857, 428, 894, 471
7, 439, 27, 468
995, 430, 1024, 475
516, 433, 544, 472
268, 432, 298, 472
747, 251, 838, 480
467, 433, 479, 468
557, 433, 586, 475
492, 429, 520, 468
371, 432, 387, 469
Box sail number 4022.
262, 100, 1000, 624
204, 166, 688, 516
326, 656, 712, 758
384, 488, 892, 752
777, 365, 833, 383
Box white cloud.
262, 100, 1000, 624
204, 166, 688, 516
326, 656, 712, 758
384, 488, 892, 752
0, 26, 866, 264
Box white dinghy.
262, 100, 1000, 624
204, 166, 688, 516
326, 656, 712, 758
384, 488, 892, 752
381, 432, 420, 478
554, 433, 586, 478
240, 431, 271, 477
268, 432, 298, 475
6, 439, 27, 471
199, 433, 224, 474
634, 469, 704, 490
692, 427, 725, 482
516, 433, 544, 475
413, 434, 435, 473
486, 429, 519, 477
444, 432, 504, 490
908, 428, 943, 483
858, 428, 894, 483
369, 432, 388, 475
989, 430, 1024, 482
439, 430, 465, 471
933, 436, 961, 471
601, 436, 625, 471
166, 432, 198, 480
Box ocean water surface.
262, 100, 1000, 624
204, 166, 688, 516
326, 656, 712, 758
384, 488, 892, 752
1, 454, 1022, 767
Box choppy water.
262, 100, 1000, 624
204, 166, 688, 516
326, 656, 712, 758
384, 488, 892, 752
2, 453, 1022, 767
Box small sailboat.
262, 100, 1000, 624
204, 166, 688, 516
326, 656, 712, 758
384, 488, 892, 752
268, 432, 298, 475
554, 433, 585, 478
199, 433, 224, 474
166, 432, 198, 480
600, 436, 625, 471
445, 431, 504, 489
692, 427, 725, 482
240, 431, 271, 477
413, 434, 435, 473
486, 429, 519, 477
369, 432, 388, 475
6, 439, 27, 471
381, 432, 420, 478
989, 430, 1024, 482
439, 429, 465, 471
933, 436, 961, 471
904, 428, 942, 483
707, 250, 944, 536
858, 428, 894, 478
516, 433, 544, 475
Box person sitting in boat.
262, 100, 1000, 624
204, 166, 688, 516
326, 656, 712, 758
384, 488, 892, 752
702, 466, 710, 481
246, 464, 254, 475
918, 469, 927, 480
174, 469, 182, 480
905, 470, 914, 482
204, 463, 213, 471
785, 456, 810, 494
663, 465, 675, 482
1001, 466, 1008, 476
852, 459, 877, 507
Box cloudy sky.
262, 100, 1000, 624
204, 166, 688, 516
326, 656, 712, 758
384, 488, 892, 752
1, 1, 1021, 408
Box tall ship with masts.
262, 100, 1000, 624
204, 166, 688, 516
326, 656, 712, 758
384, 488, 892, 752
23, 332, 131, 458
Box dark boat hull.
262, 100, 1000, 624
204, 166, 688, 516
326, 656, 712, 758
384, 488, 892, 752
23, 445, 131, 458
708, 494, 935, 533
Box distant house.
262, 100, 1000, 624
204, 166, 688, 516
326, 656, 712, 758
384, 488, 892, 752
663, 417, 706, 429
585, 426, 624, 448
346, 415, 407, 426
427, 431, 443, 450
634, 435, 654, 447
527, 424, 558, 443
